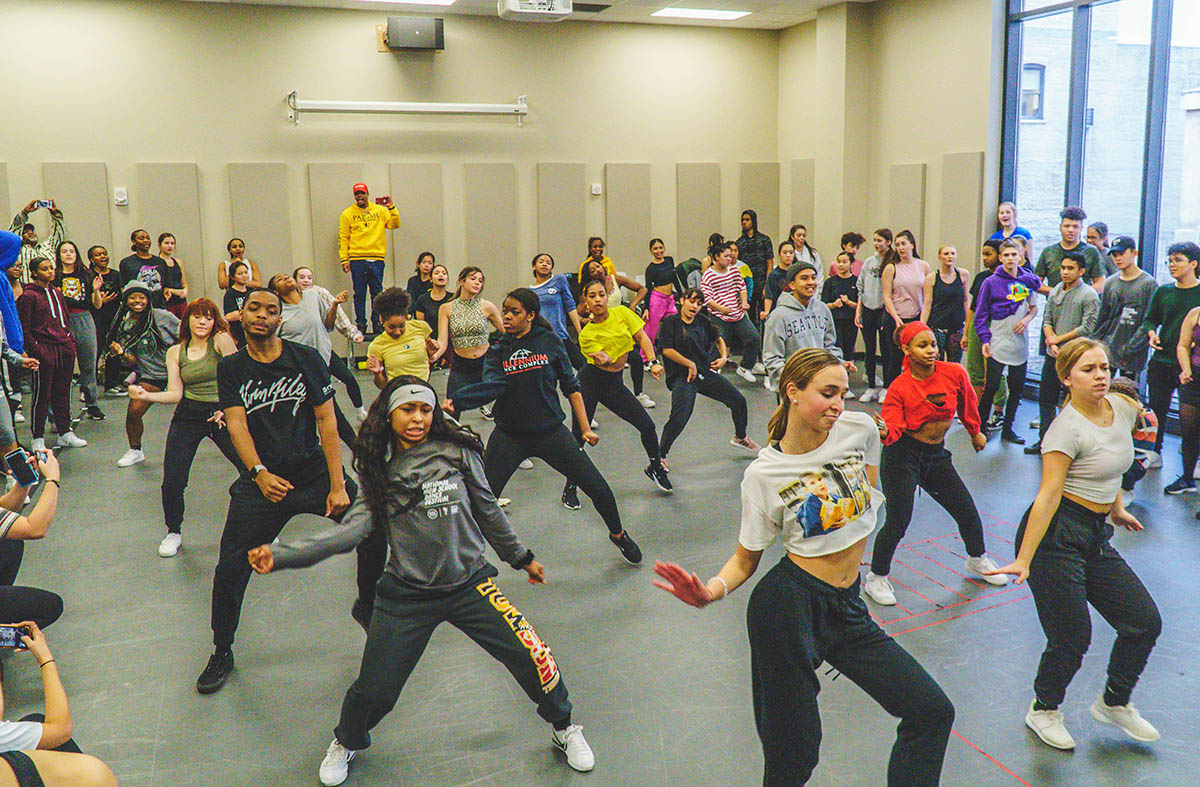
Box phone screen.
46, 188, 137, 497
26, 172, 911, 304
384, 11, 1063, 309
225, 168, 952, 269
4, 449, 39, 487
374, 196, 390, 205
35, 200, 52, 209
0, 626, 27, 649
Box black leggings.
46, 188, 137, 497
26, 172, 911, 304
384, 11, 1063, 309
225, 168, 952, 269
660, 372, 748, 457
881, 313, 903, 386
871, 435, 986, 576
1180, 395, 1200, 482
572, 364, 660, 462
860, 307, 886, 388
485, 424, 623, 535
329, 353, 363, 409
977, 358, 1026, 433
0, 539, 63, 630
628, 356, 644, 396
1146, 361, 1177, 454
1017, 498, 1161, 708
334, 399, 357, 450
161, 398, 242, 533
446, 353, 485, 415
748, 559, 954, 786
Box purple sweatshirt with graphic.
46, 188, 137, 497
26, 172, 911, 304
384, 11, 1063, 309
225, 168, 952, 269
973, 266, 1042, 344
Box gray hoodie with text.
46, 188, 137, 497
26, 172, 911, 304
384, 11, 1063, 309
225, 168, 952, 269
762, 292, 842, 388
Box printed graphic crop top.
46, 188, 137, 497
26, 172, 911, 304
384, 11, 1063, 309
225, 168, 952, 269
738, 411, 883, 557
449, 296, 490, 349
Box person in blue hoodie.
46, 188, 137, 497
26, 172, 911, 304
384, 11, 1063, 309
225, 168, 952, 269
974, 238, 1043, 442
762, 262, 851, 395
0, 232, 26, 354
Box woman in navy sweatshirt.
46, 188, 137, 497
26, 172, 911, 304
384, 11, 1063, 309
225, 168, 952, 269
447, 287, 642, 565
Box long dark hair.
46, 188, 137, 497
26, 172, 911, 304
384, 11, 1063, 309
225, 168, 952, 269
504, 287, 555, 332
353, 376, 483, 522
884, 229, 920, 270
577, 259, 609, 297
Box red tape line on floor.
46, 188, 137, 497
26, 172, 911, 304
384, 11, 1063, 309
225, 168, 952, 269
951, 728, 1034, 787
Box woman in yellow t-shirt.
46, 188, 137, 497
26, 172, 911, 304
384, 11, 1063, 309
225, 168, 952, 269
569, 278, 672, 499
366, 288, 437, 386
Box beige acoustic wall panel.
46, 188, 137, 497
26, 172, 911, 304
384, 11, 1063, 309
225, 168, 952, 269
463, 163, 518, 297
739, 162, 781, 243
42, 163, 111, 253
604, 163, 651, 274
939, 152, 985, 270
888, 163, 928, 251
389, 163, 445, 285
135, 163, 203, 296
537, 163, 586, 270
307, 163, 364, 318
676, 163, 721, 260
0, 164, 9, 227
228, 163, 292, 294
790, 159, 816, 229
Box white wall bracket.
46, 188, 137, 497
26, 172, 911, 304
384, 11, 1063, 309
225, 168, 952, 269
286, 91, 527, 126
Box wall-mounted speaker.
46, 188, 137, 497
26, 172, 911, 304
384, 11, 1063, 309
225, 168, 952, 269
386, 17, 445, 51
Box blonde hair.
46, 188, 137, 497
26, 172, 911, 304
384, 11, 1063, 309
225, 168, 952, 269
1055, 338, 1139, 411
767, 349, 843, 442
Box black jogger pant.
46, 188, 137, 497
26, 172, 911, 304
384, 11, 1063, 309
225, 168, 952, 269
329, 353, 364, 409
881, 314, 903, 386
210, 466, 362, 650
334, 571, 572, 751
660, 371, 748, 457
1146, 360, 1177, 455
1037, 364, 1065, 442
161, 398, 242, 533
978, 358, 1027, 433
747, 559, 954, 787
572, 364, 659, 462
1017, 498, 1161, 709
485, 424, 624, 535
860, 306, 886, 389
834, 319, 858, 364
871, 435, 986, 576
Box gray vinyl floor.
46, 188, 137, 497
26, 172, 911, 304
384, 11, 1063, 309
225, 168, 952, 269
6, 364, 1200, 786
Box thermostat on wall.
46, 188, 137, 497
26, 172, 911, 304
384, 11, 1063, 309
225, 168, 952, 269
591, 183, 602, 196
114, 187, 128, 206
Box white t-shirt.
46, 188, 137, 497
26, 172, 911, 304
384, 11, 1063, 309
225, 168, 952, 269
738, 411, 882, 557
0, 719, 42, 752
1041, 394, 1137, 504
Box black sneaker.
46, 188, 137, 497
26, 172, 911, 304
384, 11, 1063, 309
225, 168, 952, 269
1165, 476, 1197, 495
561, 484, 581, 510
1001, 431, 1026, 446
196, 650, 234, 695
1024, 441, 1042, 455
86, 405, 106, 420
105, 386, 127, 397
986, 412, 1004, 430
644, 461, 673, 493
609, 531, 643, 565
350, 600, 372, 633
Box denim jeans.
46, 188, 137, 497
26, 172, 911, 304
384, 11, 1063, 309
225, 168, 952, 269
713, 314, 760, 370
349, 259, 386, 331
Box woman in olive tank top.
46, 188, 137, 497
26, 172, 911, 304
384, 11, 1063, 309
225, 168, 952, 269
128, 298, 240, 558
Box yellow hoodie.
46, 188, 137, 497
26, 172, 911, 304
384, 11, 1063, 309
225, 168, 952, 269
338, 203, 401, 262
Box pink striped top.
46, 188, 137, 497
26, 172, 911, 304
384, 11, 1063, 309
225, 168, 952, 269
701, 266, 747, 322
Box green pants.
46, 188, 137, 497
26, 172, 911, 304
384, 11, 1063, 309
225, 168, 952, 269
965, 322, 1005, 412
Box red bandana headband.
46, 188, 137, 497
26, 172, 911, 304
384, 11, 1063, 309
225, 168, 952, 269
899, 321, 931, 348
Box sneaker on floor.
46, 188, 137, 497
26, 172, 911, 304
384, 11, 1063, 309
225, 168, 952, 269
1026, 699, 1075, 750
1024, 441, 1042, 455
480, 405, 494, 421
117, 448, 145, 467
196, 650, 234, 695
519, 458, 534, 470
609, 531, 643, 565
58, 431, 87, 448
590, 418, 598, 429
1001, 430, 1026, 446
354, 406, 368, 421
860, 388, 876, 403
843, 390, 857, 401
986, 411, 1004, 431
319, 739, 356, 786
876, 388, 887, 404
552, 724, 595, 772
158, 532, 182, 558
1164, 476, 1197, 495
85, 405, 106, 420
561, 484, 581, 511
30, 438, 45, 453
350, 600, 372, 633
79, 391, 87, 403
635, 392, 656, 409
750, 362, 767, 375
730, 436, 762, 453
1145, 451, 1162, 469
12, 411, 24, 424
735, 366, 757, 383
965, 555, 1008, 586
1089, 698, 1160, 742
863, 572, 896, 606
105, 386, 127, 397
1029, 417, 1041, 430
644, 460, 673, 493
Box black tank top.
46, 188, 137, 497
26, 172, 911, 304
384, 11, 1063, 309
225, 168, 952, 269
928, 269, 965, 331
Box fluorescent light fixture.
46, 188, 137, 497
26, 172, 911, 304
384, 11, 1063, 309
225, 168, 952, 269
358, 0, 457, 6
651, 7, 750, 20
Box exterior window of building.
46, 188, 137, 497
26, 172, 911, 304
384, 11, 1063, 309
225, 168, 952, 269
1021, 64, 1045, 119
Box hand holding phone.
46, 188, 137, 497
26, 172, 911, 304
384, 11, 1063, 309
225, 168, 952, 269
374, 196, 392, 207
35, 200, 52, 210
0, 624, 30, 650
4, 448, 39, 488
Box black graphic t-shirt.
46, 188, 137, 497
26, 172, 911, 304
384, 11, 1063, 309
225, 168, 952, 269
223, 287, 248, 346
217, 340, 334, 478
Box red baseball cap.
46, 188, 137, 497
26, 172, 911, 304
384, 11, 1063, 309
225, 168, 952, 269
352, 182, 368, 194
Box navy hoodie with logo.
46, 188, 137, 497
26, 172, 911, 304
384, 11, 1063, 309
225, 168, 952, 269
451, 323, 580, 434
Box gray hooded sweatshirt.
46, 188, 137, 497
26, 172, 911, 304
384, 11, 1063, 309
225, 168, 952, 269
762, 291, 842, 388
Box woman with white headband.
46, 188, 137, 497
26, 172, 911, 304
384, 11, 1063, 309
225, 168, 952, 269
247, 375, 595, 786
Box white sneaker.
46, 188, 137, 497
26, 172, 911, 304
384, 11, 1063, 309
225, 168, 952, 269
319, 739, 356, 786
552, 725, 594, 772
736, 367, 756, 383
636, 392, 656, 409
30, 438, 45, 453
730, 436, 762, 453
844, 390, 857, 401
497, 497, 511, 508
860, 388, 876, 403
1090, 698, 1160, 742
117, 448, 145, 467
354, 406, 368, 421
863, 572, 896, 606
13, 411, 24, 424
751, 362, 767, 375
519, 459, 534, 469
965, 555, 1008, 586
1025, 700, 1075, 750
590, 418, 598, 429
1145, 451, 1162, 469
763, 376, 773, 391
158, 532, 182, 558
57, 431, 87, 448
876, 388, 887, 404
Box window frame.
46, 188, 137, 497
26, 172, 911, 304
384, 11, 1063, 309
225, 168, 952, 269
1020, 63, 1046, 120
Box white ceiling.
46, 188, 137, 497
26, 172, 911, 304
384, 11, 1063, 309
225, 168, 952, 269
178, 0, 875, 30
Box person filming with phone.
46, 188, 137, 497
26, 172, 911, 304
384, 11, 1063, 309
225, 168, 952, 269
0, 449, 63, 632
338, 183, 399, 336
0, 621, 116, 786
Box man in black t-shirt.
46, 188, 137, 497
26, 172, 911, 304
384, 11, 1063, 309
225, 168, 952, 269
197, 288, 366, 695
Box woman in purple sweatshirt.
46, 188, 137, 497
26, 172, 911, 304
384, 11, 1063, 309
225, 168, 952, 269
16, 258, 87, 451
974, 239, 1041, 443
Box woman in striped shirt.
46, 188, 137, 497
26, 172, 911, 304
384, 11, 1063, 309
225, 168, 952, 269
701, 241, 760, 384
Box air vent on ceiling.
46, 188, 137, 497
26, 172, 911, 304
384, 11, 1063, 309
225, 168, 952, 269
574, 3, 610, 11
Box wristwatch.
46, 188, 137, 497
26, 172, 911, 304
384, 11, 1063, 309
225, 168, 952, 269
250, 464, 267, 479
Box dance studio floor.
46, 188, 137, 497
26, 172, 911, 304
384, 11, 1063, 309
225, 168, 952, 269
8, 367, 1199, 786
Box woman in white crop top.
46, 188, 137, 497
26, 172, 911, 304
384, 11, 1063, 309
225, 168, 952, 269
653, 348, 954, 787
988, 338, 1162, 752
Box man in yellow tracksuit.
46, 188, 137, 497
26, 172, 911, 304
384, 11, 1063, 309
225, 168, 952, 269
339, 182, 400, 334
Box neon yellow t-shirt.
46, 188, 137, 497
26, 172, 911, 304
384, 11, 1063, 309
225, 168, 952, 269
579, 305, 644, 363
367, 320, 432, 381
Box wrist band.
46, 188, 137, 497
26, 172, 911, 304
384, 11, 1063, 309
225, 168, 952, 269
711, 576, 729, 599
39, 659, 54, 668
512, 550, 535, 571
